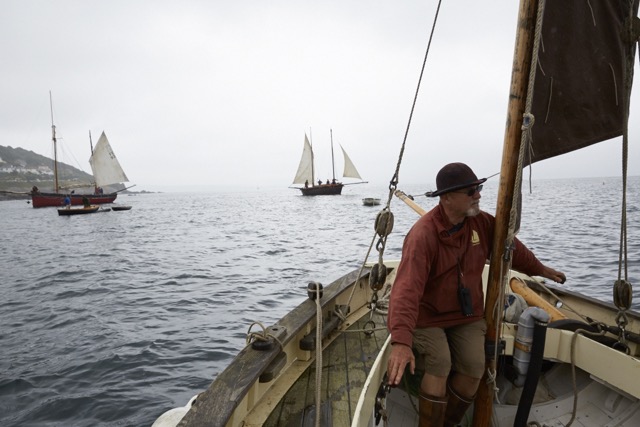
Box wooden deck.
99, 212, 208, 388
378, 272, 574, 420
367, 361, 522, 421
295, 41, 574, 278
263, 312, 389, 427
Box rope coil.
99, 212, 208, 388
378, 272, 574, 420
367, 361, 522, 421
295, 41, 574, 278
245, 321, 284, 351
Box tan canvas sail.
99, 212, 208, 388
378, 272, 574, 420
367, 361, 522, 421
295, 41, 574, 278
89, 132, 129, 187
341, 144, 362, 180
292, 134, 314, 185
529, 1, 639, 164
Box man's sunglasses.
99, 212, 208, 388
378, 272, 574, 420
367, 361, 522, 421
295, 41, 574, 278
454, 184, 483, 197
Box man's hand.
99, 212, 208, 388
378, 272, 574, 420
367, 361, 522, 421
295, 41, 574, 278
386, 343, 415, 386
541, 266, 566, 284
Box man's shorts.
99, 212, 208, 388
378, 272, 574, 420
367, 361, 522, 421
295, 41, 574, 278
412, 319, 487, 378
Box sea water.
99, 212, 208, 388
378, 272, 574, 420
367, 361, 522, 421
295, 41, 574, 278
1, 177, 638, 426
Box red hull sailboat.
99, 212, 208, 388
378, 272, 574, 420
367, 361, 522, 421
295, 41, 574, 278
290, 130, 366, 196
30, 93, 129, 208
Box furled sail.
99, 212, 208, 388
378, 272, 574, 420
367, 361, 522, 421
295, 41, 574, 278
292, 134, 314, 185
89, 132, 129, 187
529, 0, 639, 164
341, 145, 362, 180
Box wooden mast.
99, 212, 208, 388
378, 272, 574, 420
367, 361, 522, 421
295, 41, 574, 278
330, 128, 336, 183
310, 129, 315, 186
89, 131, 97, 193
472, 0, 540, 425
49, 91, 59, 194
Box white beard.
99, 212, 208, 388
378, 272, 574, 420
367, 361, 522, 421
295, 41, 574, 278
466, 205, 480, 217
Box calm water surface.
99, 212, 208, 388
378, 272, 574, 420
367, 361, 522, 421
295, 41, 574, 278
1, 177, 638, 426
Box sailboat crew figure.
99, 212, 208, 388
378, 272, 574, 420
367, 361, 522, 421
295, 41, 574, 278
290, 129, 366, 195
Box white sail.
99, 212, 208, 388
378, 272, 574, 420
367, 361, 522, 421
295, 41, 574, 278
340, 145, 362, 180
292, 134, 314, 185
89, 132, 129, 187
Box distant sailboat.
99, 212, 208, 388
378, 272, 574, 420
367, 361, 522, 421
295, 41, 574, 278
291, 130, 366, 195
30, 92, 131, 208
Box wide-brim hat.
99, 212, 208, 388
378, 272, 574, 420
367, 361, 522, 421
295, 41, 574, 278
426, 162, 487, 197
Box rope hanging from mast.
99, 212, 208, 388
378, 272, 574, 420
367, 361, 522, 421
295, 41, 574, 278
612, 2, 639, 350
333, 1, 446, 374
369, 0, 443, 283
386, 0, 442, 197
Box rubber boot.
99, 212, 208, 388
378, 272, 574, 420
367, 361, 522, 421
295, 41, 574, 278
419, 392, 447, 427
443, 382, 473, 427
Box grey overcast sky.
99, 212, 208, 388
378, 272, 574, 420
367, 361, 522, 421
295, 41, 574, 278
2, 1, 639, 191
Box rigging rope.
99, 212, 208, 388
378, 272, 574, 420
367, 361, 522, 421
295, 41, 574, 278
564, 325, 608, 427
611, 0, 639, 355
616, 0, 639, 290
343, 0, 443, 312
245, 321, 284, 348
333, 3, 445, 423
385, 0, 443, 198
359, 0, 443, 316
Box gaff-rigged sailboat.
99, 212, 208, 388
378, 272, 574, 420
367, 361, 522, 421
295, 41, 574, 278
30, 93, 130, 208
291, 130, 366, 195
153, 1, 640, 426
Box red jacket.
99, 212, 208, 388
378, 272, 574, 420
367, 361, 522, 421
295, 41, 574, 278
388, 203, 545, 348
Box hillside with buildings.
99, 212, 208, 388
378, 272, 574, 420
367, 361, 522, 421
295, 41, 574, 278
0, 145, 95, 198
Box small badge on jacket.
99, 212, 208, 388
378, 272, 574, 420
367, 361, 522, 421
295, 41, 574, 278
471, 230, 480, 245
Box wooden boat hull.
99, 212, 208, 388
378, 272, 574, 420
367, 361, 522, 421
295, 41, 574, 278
32, 192, 117, 208
57, 205, 100, 215
300, 184, 343, 196
154, 263, 640, 427
362, 198, 381, 206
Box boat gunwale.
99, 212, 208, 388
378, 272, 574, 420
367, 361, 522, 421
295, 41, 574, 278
525, 279, 640, 327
